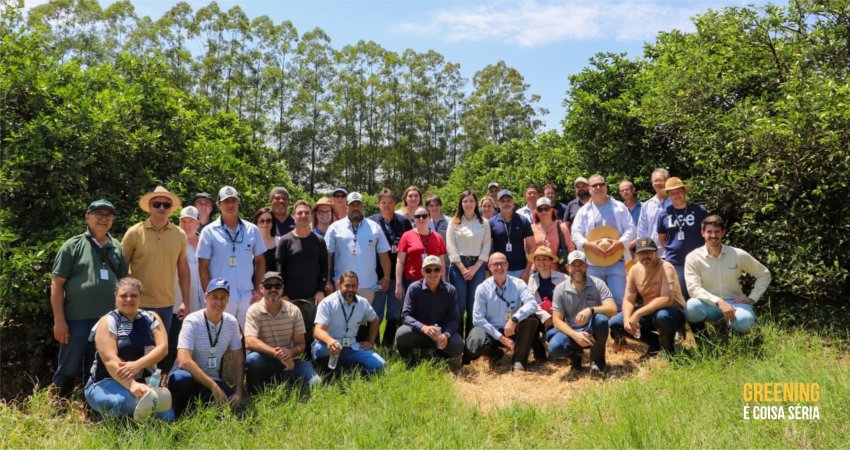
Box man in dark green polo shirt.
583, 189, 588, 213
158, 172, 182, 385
50, 199, 127, 397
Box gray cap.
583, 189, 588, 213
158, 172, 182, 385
497, 189, 513, 200
179, 206, 199, 220
487, 182, 500, 190
218, 186, 239, 202
346, 192, 364, 204
574, 177, 589, 186
422, 255, 442, 268
262, 271, 283, 283
567, 250, 587, 265
536, 197, 553, 208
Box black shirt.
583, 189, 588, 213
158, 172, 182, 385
369, 212, 412, 280
276, 231, 329, 299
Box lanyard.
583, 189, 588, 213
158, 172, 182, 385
203, 312, 224, 353
338, 297, 357, 335
419, 230, 431, 250
495, 285, 515, 312
378, 216, 396, 243
350, 221, 361, 246
501, 216, 512, 242
223, 223, 242, 253
87, 234, 119, 275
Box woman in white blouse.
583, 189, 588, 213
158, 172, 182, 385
445, 191, 491, 338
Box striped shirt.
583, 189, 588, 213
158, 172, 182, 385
175, 309, 242, 377
244, 300, 305, 348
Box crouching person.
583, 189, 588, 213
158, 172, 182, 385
245, 272, 321, 395
168, 278, 243, 418
312, 271, 386, 374
395, 256, 464, 364
85, 277, 174, 421
547, 251, 617, 375
464, 252, 540, 371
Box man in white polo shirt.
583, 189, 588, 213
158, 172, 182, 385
198, 186, 266, 327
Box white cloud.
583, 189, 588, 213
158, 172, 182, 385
393, 0, 704, 47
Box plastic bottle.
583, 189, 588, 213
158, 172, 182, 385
146, 369, 162, 387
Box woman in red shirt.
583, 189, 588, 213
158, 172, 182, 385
395, 206, 447, 300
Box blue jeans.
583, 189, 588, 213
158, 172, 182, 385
372, 279, 402, 322
311, 341, 386, 374
245, 351, 321, 394
145, 306, 174, 335
167, 369, 235, 418
546, 314, 609, 367
685, 298, 756, 334
587, 262, 626, 310
609, 307, 685, 353
507, 269, 525, 278
85, 378, 175, 421
673, 264, 688, 299
52, 318, 99, 397
449, 260, 485, 338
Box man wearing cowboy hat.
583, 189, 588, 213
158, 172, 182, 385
656, 177, 708, 298
395, 255, 464, 364
123, 186, 190, 333
609, 238, 686, 357
51, 199, 128, 397
570, 174, 636, 309
546, 250, 617, 375
684, 215, 771, 336
198, 186, 267, 327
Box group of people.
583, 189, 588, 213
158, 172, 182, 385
50, 169, 771, 421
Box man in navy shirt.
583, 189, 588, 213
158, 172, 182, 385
395, 256, 463, 365
656, 177, 708, 298
489, 190, 534, 282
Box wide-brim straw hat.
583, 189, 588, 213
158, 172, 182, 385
529, 245, 557, 262
585, 225, 624, 267
139, 186, 182, 213
661, 177, 690, 193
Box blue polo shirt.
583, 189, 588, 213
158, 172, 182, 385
657, 203, 708, 267
325, 217, 391, 289
314, 291, 378, 342
489, 213, 532, 271
197, 218, 266, 300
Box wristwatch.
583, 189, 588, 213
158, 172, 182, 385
510, 316, 519, 323
590, 307, 595, 316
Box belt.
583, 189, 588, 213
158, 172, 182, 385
460, 255, 478, 262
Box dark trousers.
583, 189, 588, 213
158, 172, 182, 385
291, 298, 317, 358
395, 324, 464, 358
465, 317, 540, 364
609, 307, 685, 353
167, 369, 234, 418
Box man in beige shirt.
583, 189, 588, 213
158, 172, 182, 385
244, 272, 321, 395
123, 186, 190, 332
684, 215, 771, 336
609, 237, 685, 357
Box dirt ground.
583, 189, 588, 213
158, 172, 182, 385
452, 339, 667, 412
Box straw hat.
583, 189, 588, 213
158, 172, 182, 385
585, 225, 624, 267
661, 177, 690, 193
139, 186, 181, 213
529, 245, 557, 262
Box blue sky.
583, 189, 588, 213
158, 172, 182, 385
29, 0, 766, 129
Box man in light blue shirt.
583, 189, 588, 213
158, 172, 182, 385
635, 168, 671, 257
464, 252, 540, 371
198, 186, 266, 327
312, 271, 386, 374
325, 192, 391, 303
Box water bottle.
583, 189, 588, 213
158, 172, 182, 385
146, 368, 162, 387
634, 329, 641, 340
328, 342, 339, 370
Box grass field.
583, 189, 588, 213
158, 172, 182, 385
1, 323, 848, 448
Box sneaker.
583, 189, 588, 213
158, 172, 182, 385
590, 361, 606, 377
569, 352, 583, 371
512, 361, 526, 372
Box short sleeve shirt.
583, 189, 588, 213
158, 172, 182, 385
176, 310, 242, 378
244, 300, 305, 349
552, 276, 613, 328
625, 260, 685, 308
314, 291, 377, 342
122, 220, 189, 308
397, 230, 446, 282
657, 203, 708, 267
489, 214, 533, 271
325, 218, 391, 289
52, 231, 127, 320
197, 218, 267, 298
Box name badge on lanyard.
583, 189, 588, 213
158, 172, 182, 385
207, 356, 217, 369
677, 230, 685, 241
100, 268, 109, 280
505, 243, 513, 252
229, 256, 237, 267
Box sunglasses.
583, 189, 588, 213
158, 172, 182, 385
263, 282, 283, 290
333, 193, 347, 198
414, 214, 429, 219
257, 218, 273, 224
151, 201, 172, 210
589, 183, 606, 188
424, 267, 441, 274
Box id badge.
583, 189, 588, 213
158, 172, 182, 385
391, 244, 398, 253
350, 242, 360, 256
342, 337, 351, 347
505, 312, 512, 322
505, 243, 513, 252
228, 256, 237, 267
100, 268, 109, 280
677, 230, 685, 241
207, 357, 217, 369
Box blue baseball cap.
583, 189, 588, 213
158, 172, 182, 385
205, 278, 231, 295
497, 189, 514, 200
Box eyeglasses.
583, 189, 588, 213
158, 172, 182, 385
257, 218, 272, 224
536, 207, 551, 212
589, 183, 606, 188
490, 261, 508, 267
316, 209, 332, 215
263, 283, 283, 290
151, 201, 172, 210
90, 212, 114, 220
424, 267, 441, 274
413, 214, 429, 219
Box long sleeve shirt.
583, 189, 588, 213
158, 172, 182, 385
571, 197, 636, 263
401, 279, 460, 337
636, 196, 671, 256
472, 276, 539, 340
445, 216, 491, 264
684, 244, 772, 305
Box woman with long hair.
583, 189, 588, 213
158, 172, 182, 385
396, 185, 423, 221
478, 196, 496, 220
445, 191, 491, 338
253, 207, 279, 273
531, 198, 574, 273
